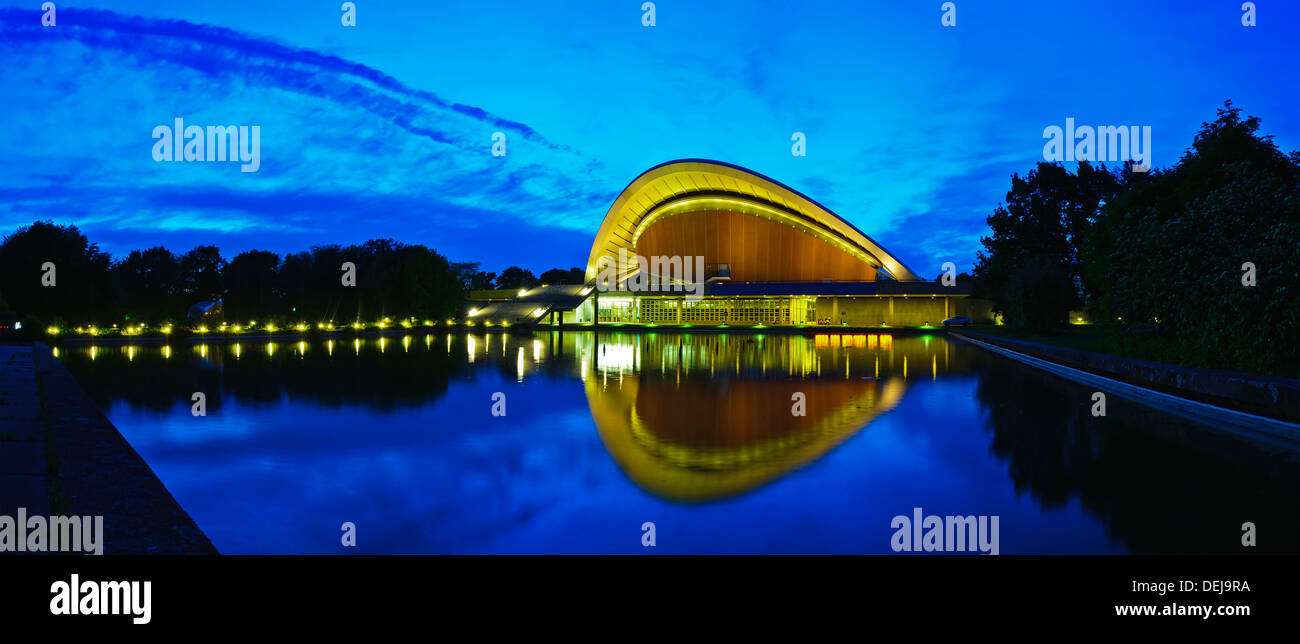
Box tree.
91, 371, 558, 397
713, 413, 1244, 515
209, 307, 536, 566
224, 250, 280, 322
973, 162, 1118, 331
1082, 101, 1299, 375
538, 267, 585, 285
0, 221, 113, 326
179, 246, 226, 302
114, 246, 181, 323
452, 262, 497, 290
495, 266, 539, 290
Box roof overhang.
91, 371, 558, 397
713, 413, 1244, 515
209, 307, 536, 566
584, 160, 921, 283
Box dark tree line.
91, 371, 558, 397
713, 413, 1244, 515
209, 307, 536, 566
0, 225, 590, 332
0, 230, 467, 329
973, 101, 1299, 375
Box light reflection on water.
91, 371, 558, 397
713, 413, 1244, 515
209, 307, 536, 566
57, 332, 1298, 554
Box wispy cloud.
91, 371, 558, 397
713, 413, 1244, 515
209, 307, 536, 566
0, 7, 616, 263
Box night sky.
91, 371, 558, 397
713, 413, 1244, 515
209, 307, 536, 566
2, 1, 1296, 276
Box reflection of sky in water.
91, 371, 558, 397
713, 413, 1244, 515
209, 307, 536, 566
58, 333, 1297, 554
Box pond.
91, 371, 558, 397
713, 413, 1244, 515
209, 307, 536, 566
55, 331, 1298, 554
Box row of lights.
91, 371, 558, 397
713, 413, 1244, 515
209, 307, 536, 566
47, 317, 494, 337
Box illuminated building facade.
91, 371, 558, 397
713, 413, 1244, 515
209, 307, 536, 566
469, 160, 990, 328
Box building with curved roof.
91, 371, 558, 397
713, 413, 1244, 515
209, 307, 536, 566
468, 160, 988, 328
585, 159, 920, 285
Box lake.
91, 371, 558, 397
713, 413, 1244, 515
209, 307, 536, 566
55, 331, 1298, 554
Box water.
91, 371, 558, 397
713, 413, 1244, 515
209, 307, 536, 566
55, 332, 1298, 554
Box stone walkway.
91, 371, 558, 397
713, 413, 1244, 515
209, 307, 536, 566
0, 345, 50, 517
1, 343, 217, 554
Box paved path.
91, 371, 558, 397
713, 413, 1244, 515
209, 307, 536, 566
1, 343, 216, 554
0, 345, 50, 518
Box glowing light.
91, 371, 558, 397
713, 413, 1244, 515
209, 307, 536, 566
266, 325, 277, 332
518, 289, 528, 297
533, 307, 546, 318
46, 326, 59, 335
468, 308, 480, 317
196, 326, 208, 333
296, 324, 308, 331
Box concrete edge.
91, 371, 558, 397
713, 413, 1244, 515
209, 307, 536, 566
950, 334, 1300, 451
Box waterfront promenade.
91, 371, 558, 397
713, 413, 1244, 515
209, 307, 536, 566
0, 343, 215, 554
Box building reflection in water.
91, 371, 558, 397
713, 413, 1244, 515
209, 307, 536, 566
575, 332, 950, 502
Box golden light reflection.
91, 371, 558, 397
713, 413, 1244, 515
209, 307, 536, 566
586, 361, 909, 502
232, 343, 240, 359
516, 346, 525, 382
266, 343, 276, 357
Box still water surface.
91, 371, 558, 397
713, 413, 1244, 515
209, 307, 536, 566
57, 332, 1298, 554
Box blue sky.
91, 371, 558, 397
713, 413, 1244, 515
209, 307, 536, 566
1, 1, 1296, 276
